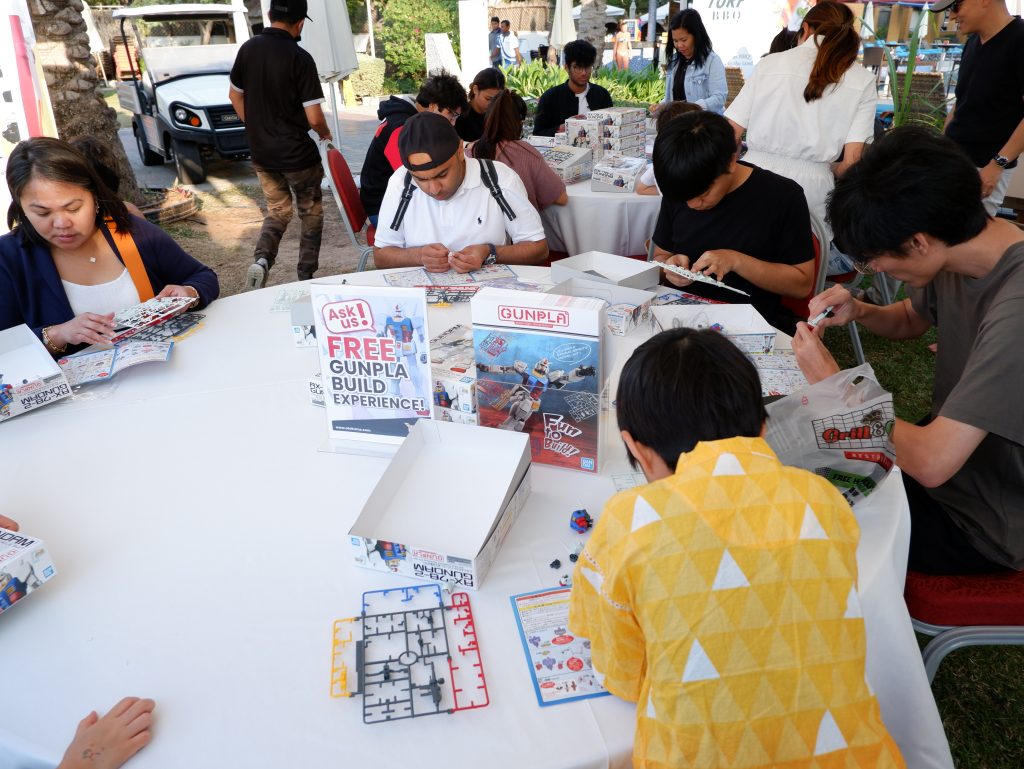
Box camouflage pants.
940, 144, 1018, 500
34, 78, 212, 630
253, 163, 324, 280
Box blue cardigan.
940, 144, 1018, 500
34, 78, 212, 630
0, 215, 219, 350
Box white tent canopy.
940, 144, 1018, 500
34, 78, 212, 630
639, 3, 670, 23
572, 3, 625, 20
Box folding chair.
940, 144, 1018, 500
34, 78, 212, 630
904, 569, 1024, 683
320, 141, 375, 272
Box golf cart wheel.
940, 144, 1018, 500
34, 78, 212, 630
134, 122, 164, 166
173, 139, 206, 185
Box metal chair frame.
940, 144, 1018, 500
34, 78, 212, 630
320, 140, 374, 272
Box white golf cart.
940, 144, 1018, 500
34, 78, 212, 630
113, 4, 250, 184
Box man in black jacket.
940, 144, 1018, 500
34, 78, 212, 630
359, 71, 468, 225
532, 40, 613, 136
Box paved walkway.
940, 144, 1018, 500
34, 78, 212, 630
120, 102, 381, 191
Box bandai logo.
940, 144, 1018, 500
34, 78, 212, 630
497, 305, 570, 328
580, 457, 594, 471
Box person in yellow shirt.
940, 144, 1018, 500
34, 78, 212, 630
568, 328, 904, 769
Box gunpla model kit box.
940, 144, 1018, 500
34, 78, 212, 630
589, 106, 647, 127
564, 114, 613, 160
0, 528, 57, 615
539, 145, 593, 183
349, 420, 531, 589
0, 325, 72, 423
429, 325, 477, 421
652, 304, 778, 354
548, 278, 655, 337
471, 288, 606, 474
591, 153, 648, 193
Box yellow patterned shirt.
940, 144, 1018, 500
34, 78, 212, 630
569, 436, 904, 769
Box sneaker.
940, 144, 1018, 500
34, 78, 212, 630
246, 258, 269, 290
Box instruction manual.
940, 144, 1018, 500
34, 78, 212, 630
58, 341, 173, 386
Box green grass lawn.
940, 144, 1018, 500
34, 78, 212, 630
823, 296, 1024, 767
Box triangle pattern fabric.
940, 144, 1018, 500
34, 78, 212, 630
799, 503, 828, 540
814, 709, 848, 756
712, 548, 750, 591
646, 693, 657, 720
844, 586, 862, 619
711, 452, 745, 477
632, 495, 662, 532
682, 638, 719, 683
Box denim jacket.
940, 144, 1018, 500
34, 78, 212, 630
662, 50, 727, 114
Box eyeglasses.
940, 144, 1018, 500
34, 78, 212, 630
948, 0, 965, 13
441, 109, 461, 125
853, 259, 878, 276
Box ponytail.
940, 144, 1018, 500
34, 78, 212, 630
802, 1, 859, 103
474, 89, 525, 161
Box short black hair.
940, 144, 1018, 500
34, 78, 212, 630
563, 39, 597, 69
828, 126, 989, 265
653, 111, 737, 202
491, 15, 499, 23
617, 328, 766, 472
416, 69, 469, 113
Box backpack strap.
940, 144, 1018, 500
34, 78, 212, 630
479, 159, 516, 222
389, 171, 416, 231
106, 220, 154, 301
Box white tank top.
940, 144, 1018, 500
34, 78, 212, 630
62, 268, 140, 316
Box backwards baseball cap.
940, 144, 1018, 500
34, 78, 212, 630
270, 0, 312, 22
929, 0, 956, 11
398, 112, 461, 172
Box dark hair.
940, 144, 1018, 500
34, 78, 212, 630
655, 100, 701, 134
501, 19, 510, 27
417, 69, 469, 113
473, 90, 527, 160
490, 15, 499, 23
617, 328, 766, 471
828, 126, 988, 265
470, 67, 505, 101
802, 1, 859, 102
563, 39, 597, 70
653, 111, 737, 202
68, 136, 122, 194
767, 27, 800, 55
665, 9, 713, 69
6, 137, 131, 246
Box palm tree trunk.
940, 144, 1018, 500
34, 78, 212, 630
27, 0, 143, 204
578, 0, 608, 65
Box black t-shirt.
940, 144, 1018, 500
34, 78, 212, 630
946, 17, 1024, 169
652, 163, 814, 331
229, 28, 325, 171
455, 108, 486, 143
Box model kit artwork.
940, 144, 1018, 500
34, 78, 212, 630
330, 584, 489, 723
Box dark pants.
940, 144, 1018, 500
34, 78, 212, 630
253, 163, 324, 280
903, 472, 1010, 575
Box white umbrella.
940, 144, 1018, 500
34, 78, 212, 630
916, 3, 930, 40
551, 0, 576, 50
639, 3, 669, 23
572, 3, 625, 19
860, 2, 875, 40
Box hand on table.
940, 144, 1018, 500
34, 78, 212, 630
658, 253, 693, 287
0, 515, 18, 531
57, 697, 155, 769
691, 249, 744, 283
418, 243, 451, 272
50, 313, 116, 349
792, 322, 841, 385
807, 285, 859, 329
448, 245, 488, 273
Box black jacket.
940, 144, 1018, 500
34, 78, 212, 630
359, 96, 418, 217
532, 82, 614, 137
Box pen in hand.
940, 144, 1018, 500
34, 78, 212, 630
808, 306, 835, 328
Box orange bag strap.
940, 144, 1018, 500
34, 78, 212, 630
106, 220, 154, 301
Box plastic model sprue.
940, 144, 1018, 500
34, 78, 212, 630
330, 584, 489, 723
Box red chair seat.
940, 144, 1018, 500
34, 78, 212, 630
367, 223, 375, 248
905, 569, 1024, 627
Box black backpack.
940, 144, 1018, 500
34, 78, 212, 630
389, 158, 517, 231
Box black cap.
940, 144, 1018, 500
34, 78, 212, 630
398, 112, 461, 171
929, 0, 955, 11
270, 0, 312, 22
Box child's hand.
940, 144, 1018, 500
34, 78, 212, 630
58, 697, 155, 769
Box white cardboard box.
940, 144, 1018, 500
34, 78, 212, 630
291, 300, 316, 347
549, 277, 655, 337
589, 106, 646, 126
348, 420, 531, 589
0, 325, 72, 422
309, 372, 324, 407
597, 135, 645, 157
527, 135, 559, 148
597, 120, 645, 139
651, 304, 777, 354
539, 145, 593, 183
591, 153, 648, 193
0, 528, 57, 614
551, 251, 662, 290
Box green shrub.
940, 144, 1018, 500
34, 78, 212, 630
377, 0, 458, 83
349, 54, 386, 97
502, 60, 663, 105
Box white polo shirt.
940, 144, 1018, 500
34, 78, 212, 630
374, 158, 547, 251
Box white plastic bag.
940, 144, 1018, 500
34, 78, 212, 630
765, 363, 896, 505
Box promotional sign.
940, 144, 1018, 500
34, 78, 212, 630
310, 283, 432, 450
695, 0, 803, 75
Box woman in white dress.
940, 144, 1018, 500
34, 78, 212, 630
725, 1, 877, 246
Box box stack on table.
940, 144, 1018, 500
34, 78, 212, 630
537, 145, 593, 182
589, 107, 647, 159
429, 325, 478, 424
591, 153, 648, 193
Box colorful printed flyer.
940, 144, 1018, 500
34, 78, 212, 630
310, 283, 432, 449
510, 587, 609, 707
383, 264, 517, 288
58, 341, 173, 386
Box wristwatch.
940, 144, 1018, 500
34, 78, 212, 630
994, 154, 1011, 169
484, 243, 498, 266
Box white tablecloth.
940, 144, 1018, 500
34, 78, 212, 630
541, 181, 662, 257
1, 268, 951, 769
